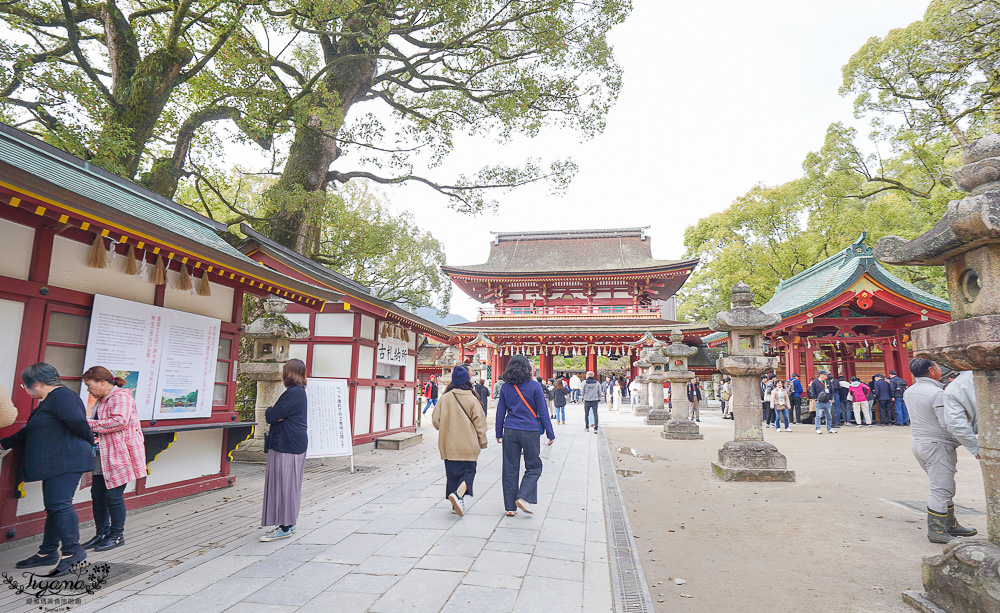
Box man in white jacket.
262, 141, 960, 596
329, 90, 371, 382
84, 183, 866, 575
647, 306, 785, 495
943, 371, 978, 459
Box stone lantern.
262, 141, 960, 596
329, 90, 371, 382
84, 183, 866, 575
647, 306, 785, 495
632, 351, 652, 416
661, 330, 703, 440
233, 297, 309, 461
436, 345, 460, 390
876, 133, 1000, 613
710, 283, 794, 481
644, 349, 670, 425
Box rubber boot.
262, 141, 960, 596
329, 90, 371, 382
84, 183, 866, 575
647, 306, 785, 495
927, 508, 956, 544
93, 527, 125, 552
946, 505, 978, 537
82, 529, 108, 550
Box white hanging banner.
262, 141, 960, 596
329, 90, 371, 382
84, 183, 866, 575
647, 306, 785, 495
81, 294, 220, 420
304, 378, 354, 460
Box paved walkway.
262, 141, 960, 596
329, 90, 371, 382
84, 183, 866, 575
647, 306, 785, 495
64, 405, 625, 613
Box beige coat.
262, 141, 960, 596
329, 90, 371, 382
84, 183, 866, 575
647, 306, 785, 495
432, 389, 488, 461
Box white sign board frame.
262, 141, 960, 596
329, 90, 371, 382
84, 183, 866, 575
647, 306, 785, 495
304, 378, 354, 471
82, 295, 220, 421
377, 336, 408, 366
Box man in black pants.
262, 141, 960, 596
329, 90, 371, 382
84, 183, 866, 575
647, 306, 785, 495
581, 371, 600, 433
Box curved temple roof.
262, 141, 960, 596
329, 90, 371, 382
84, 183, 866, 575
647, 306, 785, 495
442, 227, 699, 275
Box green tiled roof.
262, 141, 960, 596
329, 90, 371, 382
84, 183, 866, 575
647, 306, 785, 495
0, 123, 252, 265
759, 234, 950, 318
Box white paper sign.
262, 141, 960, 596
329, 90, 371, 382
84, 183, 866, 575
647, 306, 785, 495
82, 295, 220, 420
377, 336, 408, 366
304, 378, 353, 458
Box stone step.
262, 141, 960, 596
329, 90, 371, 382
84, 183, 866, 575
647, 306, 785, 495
375, 431, 423, 450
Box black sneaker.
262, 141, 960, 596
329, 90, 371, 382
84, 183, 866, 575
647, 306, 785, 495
94, 533, 125, 552
46, 548, 86, 577
593, 429, 598, 434
16, 552, 58, 569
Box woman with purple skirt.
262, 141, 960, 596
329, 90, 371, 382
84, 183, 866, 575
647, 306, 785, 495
259, 359, 308, 542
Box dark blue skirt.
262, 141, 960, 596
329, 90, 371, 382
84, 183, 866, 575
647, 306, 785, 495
444, 460, 477, 498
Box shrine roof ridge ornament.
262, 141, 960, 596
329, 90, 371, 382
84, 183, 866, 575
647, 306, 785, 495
490, 227, 650, 243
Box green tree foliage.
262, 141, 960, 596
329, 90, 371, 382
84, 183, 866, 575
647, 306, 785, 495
0, 1, 251, 182
680, 0, 994, 322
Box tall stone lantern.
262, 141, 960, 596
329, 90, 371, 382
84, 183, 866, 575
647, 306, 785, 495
644, 349, 669, 425
232, 297, 309, 461
710, 283, 794, 481
632, 351, 652, 416
661, 330, 703, 440
876, 133, 1000, 613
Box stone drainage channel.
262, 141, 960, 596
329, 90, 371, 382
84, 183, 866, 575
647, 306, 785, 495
599, 432, 656, 613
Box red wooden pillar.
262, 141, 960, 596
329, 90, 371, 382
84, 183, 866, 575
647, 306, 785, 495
804, 343, 815, 381
539, 353, 553, 381
896, 338, 912, 384
586, 349, 598, 375
882, 341, 894, 376
787, 344, 801, 378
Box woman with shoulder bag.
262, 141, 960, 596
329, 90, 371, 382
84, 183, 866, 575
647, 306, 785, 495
80, 366, 147, 552
259, 359, 308, 542
432, 365, 489, 516
495, 355, 555, 516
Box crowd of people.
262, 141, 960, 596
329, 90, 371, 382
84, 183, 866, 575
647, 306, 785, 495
759, 370, 912, 433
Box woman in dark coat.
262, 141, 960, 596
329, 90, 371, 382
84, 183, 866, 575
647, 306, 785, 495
260, 359, 308, 542
551, 379, 569, 425
0, 363, 93, 576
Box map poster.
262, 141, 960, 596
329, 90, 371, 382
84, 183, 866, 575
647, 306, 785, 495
304, 378, 353, 459
152, 317, 220, 420
82, 295, 220, 421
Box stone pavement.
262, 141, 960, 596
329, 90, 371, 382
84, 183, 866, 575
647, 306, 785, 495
60, 402, 639, 613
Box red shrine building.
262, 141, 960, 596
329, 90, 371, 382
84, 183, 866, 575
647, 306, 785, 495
440, 228, 706, 380
705, 235, 950, 384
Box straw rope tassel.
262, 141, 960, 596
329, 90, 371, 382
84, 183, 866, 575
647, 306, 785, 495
0, 381, 16, 428
152, 254, 166, 285
177, 264, 193, 291
86, 234, 108, 268
124, 244, 139, 275
196, 270, 212, 296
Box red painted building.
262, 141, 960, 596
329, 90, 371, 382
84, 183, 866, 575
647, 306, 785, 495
705, 235, 950, 384
441, 228, 706, 381
0, 124, 347, 541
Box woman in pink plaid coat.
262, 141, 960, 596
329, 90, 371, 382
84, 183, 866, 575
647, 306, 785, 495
81, 366, 147, 552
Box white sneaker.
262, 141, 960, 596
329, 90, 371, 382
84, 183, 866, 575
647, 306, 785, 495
775, 428, 781, 433
449, 493, 465, 517
830, 429, 838, 433
816, 430, 822, 434
259, 527, 293, 542
784, 427, 791, 432
515, 499, 534, 514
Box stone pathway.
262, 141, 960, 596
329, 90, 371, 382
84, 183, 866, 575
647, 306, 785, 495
66, 405, 621, 613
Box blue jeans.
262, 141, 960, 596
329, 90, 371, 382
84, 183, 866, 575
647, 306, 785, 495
422, 398, 437, 414
895, 398, 909, 425
555, 405, 565, 422
501, 428, 542, 511
815, 402, 833, 431
39, 471, 84, 557
774, 409, 789, 429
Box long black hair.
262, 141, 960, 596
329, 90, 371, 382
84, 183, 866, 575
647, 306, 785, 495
502, 355, 532, 386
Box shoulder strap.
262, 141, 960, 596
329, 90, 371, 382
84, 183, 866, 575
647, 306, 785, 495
512, 385, 538, 419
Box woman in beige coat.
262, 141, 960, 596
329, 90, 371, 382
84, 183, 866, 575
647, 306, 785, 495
432, 365, 488, 516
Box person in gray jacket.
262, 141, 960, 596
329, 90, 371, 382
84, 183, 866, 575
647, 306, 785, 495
581, 371, 601, 433
904, 359, 978, 543
943, 371, 978, 459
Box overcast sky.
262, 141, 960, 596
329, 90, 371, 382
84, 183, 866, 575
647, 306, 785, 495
372, 0, 931, 320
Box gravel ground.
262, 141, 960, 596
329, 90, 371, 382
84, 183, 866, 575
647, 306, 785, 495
603, 407, 987, 613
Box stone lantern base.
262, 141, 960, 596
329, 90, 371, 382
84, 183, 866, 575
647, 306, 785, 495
712, 440, 795, 482
632, 404, 652, 416
901, 539, 1000, 613
661, 418, 703, 440
645, 408, 670, 426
